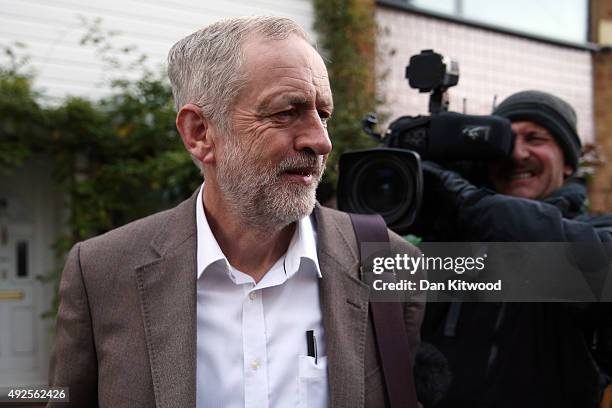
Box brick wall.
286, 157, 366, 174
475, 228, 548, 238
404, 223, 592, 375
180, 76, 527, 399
590, 0, 612, 212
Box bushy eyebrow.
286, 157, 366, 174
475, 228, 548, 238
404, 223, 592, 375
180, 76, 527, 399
525, 130, 553, 138
318, 97, 333, 114
256, 93, 304, 114
256, 91, 330, 115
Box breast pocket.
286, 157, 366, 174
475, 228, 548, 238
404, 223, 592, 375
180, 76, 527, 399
298, 355, 329, 408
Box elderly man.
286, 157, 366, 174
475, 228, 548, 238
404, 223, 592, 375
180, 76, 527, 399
48, 16, 423, 408
418, 90, 612, 408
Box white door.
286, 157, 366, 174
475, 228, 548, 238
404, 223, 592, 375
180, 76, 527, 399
0, 218, 38, 375
0, 162, 56, 387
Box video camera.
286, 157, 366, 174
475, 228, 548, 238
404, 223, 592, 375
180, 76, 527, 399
337, 49, 515, 234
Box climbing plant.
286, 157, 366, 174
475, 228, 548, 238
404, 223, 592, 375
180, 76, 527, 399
313, 0, 380, 201
0, 46, 200, 316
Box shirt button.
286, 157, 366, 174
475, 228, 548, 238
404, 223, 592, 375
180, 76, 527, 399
249, 292, 257, 301
251, 359, 260, 370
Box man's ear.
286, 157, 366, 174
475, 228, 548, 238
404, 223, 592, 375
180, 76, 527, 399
564, 164, 573, 178
176, 103, 215, 165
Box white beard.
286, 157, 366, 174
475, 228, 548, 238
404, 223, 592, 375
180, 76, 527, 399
216, 139, 325, 230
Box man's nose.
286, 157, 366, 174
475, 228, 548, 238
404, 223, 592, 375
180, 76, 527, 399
294, 112, 332, 155
512, 136, 529, 161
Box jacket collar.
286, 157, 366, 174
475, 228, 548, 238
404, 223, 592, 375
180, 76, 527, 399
135, 191, 199, 408
543, 178, 587, 218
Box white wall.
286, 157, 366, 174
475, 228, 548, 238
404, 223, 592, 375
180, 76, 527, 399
0, 0, 314, 101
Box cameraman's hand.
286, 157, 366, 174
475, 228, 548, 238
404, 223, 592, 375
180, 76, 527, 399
411, 161, 485, 240
421, 161, 479, 211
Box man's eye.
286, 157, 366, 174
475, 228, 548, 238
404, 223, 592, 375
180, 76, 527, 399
276, 110, 295, 118
525, 132, 551, 143
318, 110, 331, 125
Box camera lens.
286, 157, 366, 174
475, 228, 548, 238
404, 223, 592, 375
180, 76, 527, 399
351, 155, 414, 224
338, 148, 422, 233
361, 167, 405, 213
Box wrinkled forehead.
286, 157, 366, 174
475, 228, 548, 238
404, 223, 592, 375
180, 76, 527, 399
239, 35, 332, 105
511, 120, 553, 136
242, 35, 329, 82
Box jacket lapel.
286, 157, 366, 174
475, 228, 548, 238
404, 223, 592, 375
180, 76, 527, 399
135, 193, 198, 408
315, 205, 370, 408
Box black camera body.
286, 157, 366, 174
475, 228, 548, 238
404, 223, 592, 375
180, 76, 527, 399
337, 50, 515, 234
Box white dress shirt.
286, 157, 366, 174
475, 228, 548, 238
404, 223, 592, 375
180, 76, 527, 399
195, 185, 329, 408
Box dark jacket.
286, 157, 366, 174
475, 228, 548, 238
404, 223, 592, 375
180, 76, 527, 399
422, 181, 612, 408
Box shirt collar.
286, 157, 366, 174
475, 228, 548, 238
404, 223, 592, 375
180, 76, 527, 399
284, 213, 322, 279
196, 184, 230, 279
195, 183, 321, 280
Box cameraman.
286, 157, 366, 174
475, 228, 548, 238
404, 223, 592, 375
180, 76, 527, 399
419, 90, 612, 407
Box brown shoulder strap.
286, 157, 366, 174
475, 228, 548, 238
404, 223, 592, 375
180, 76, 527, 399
349, 212, 418, 408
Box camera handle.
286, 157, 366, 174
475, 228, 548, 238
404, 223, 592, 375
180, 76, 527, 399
429, 88, 450, 115
362, 112, 383, 141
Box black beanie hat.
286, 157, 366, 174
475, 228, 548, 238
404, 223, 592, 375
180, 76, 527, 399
492, 90, 582, 171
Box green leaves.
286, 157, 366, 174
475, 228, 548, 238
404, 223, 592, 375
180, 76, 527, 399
0, 59, 199, 318
313, 0, 379, 201
0, 72, 45, 172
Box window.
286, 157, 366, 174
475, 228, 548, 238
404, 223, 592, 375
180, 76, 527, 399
16, 241, 28, 278
406, 0, 588, 44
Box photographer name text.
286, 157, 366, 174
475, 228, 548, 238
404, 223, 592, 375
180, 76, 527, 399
373, 279, 502, 292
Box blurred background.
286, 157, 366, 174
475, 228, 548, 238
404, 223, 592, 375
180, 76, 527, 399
1, 0, 611, 388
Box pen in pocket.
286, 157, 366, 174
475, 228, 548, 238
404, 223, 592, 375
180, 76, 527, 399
306, 330, 318, 364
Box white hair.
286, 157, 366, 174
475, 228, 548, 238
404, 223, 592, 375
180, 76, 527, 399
167, 16, 310, 134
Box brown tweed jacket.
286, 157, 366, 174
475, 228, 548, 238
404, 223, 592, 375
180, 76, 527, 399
48, 192, 424, 408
